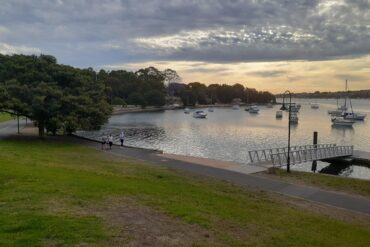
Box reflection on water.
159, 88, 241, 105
78, 98, 370, 180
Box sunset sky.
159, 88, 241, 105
1, 0, 369, 93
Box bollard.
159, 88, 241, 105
311, 131, 318, 172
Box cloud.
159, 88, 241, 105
0, 0, 368, 67
0, 42, 41, 55
248, 70, 287, 78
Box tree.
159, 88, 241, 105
0, 54, 112, 137
144, 89, 166, 107
127, 92, 146, 107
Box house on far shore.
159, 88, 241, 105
166, 96, 183, 108
232, 98, 242, 105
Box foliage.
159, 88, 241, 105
280, 90, 370, 99
144, 89, 166, 107
0, 112, 14, 122
178, 82, 276, 106
111, 97, 126, 106
0, 54, 111, 136
100, 66, 173, 108
127, 92, 147, 107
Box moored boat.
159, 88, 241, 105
342, 112, 366, 121
332, 117, 355, 127
193, 110, 207, 118
184, 107, 190, 114
289, 112, 298, 124
310, 103, 319, 109
276, 110, 283, 118
249, 105, 259, 114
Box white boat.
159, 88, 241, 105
310, 103, 319, 109
232, 105, 239, 110
249, 105, 259, 114
266, 103, 273, 108
289, 112, 298, 123
330, 80, 365, 122
193, 110, 207, 118
208, 107, 214, 112
184, 107, 190, 114
332, 117, 355, 127
342, 112, 366, 121
244, 105, 250, 111
276, 110, 283, 118
290, 105, 299, 113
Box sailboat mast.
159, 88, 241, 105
344, 79, 348, 108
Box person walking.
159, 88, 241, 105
108, 134, 114, 150
101, 134, 107, 150
119, 130, 125, 147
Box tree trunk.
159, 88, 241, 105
38, 122, 45, 138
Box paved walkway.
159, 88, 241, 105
77, 140, 370, 215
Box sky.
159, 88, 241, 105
0, 0, 369, 93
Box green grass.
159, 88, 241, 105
0, 112, 13, 122
265, 168, 370, 197
0, 139, 369, 246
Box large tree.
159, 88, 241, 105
0, 54, 111, 137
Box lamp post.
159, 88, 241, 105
280, 90, 292, 173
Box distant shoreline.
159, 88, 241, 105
112, 103, 276, 115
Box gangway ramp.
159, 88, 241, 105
248, 144, 354, 167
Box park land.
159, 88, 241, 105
0, 128, 369, 246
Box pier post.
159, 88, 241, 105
311, 131, 318, 172
17, 114, 20, 134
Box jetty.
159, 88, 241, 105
248, 143, 358, 167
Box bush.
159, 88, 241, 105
127, 92, 146, 108
111, 97, 126, 106
144, 89, 166, 107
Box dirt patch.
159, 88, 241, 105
94, 198, 215, 246
44, 197, 215, 246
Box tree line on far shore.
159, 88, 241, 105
0, 54, 275, 137
101, 69, 276, 107
277, 90, 370, 99
168, 82, 275, 106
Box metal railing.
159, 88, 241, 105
270, 145, 353, 167
248, 144, 338, 163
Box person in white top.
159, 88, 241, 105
101, 134, 107, 150
108, 134, 113, 150
119, 131, 125, 147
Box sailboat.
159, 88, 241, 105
331, 80, 356, 127
340, 80, 366, 121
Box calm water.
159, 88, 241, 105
79, 98, 370, 179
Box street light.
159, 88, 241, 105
280, 90, 292, 173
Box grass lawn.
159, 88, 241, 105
262, 168, 370, 197
0, 139, 369, 246
0, 113, 13, 122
